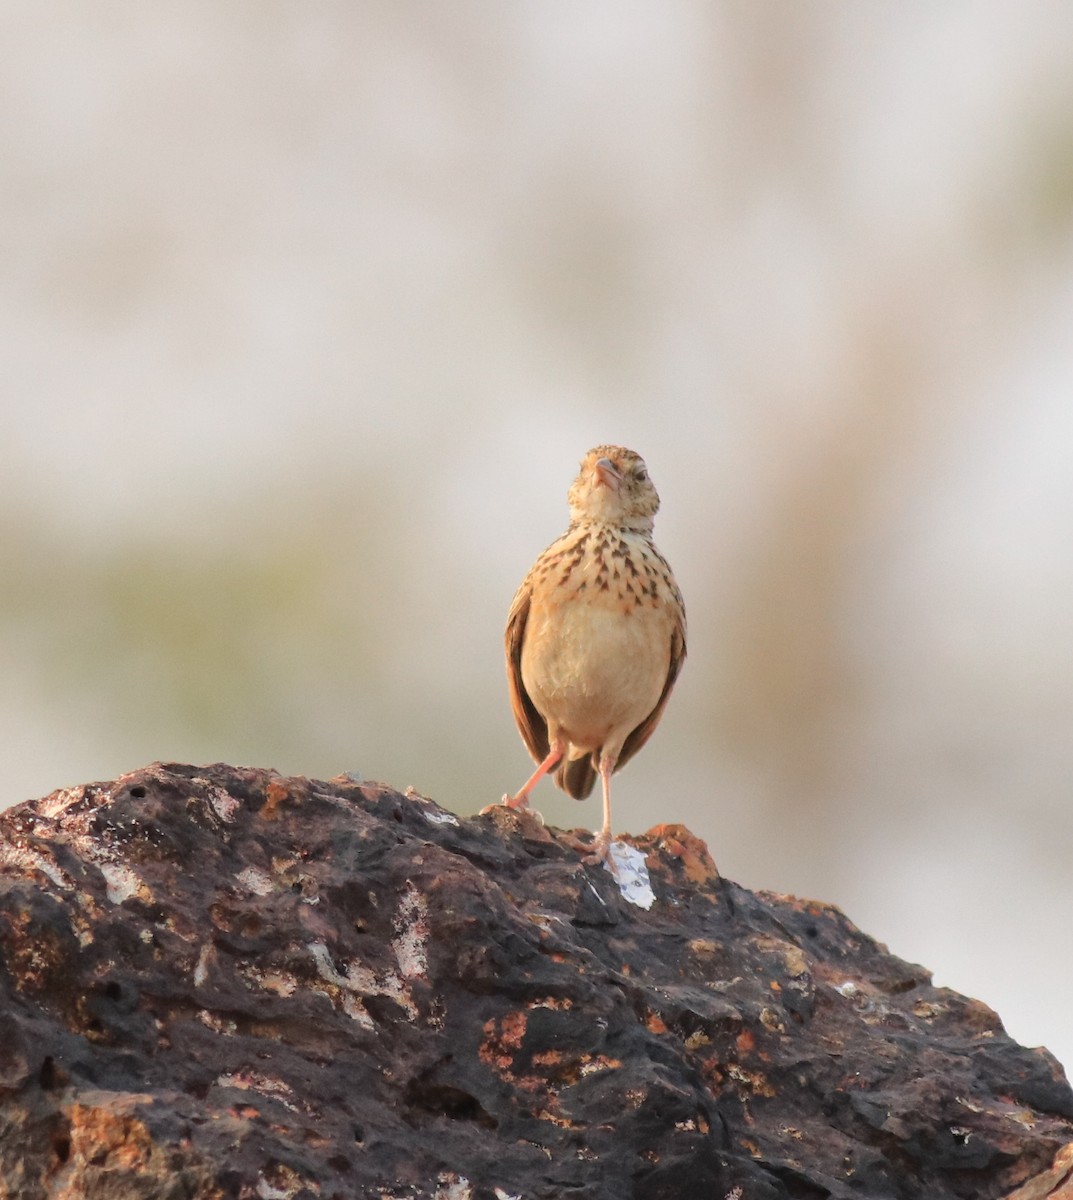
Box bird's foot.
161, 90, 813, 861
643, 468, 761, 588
583, 828, 613, 869
501, 791, 530, 811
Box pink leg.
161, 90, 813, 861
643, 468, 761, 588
584, 756, 616, 865
502, 745, 563, 810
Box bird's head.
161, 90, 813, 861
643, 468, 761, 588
567, 445, 660, 533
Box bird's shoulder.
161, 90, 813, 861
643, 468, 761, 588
508, 523, 590, 607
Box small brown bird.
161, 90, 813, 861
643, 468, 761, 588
502, 445, 686, 864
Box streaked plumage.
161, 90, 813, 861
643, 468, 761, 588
502, 445, 686, 863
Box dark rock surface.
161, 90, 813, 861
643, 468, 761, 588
0, 763, 1070, 1199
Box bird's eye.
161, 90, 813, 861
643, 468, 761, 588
634, 467, 648, 482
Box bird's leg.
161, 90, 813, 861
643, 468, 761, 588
502, 744, 563, 810
584, 754, 616, 866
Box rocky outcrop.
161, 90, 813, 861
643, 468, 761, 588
0, 762, 1070, 1199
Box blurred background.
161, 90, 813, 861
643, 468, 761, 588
3, 3, 1072, 1071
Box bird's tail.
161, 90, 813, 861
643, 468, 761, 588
555, 754, 597, 800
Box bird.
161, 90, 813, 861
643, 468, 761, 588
501, 445, 686, 865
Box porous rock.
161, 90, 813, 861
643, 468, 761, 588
0, 763, 1069, 1199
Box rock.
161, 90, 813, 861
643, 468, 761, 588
0, 762, 1070, 1200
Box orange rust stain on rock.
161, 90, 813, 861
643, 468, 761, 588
728, 1064, 776, 1098
260, 778, 295, 821
646, 823, 719, 885
479, 1009, 528, 1073
531, 1050, 565, 1068
497, 1009, 527, 1048
512, 1074, 547, 1095
536, 1110, 581, 1129
645, 1011, 669, 1035
65, 1100, 156, 1173
700, 1057, 725, 1088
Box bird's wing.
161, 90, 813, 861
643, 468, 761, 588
616, 608, 687, 772
505, 579, 550, 765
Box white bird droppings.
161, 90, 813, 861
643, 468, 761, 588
235, 866, 275, 895
604, 842, 656, 910
194, 944, 213, 988
392, 883, 429, 980
434, 1176, 473, 1200
423, 807, 459, 826
97, 861, 145, 905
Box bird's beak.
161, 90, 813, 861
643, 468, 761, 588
593, 457, 622, 491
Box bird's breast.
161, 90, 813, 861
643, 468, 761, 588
519, 530, 676, 752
